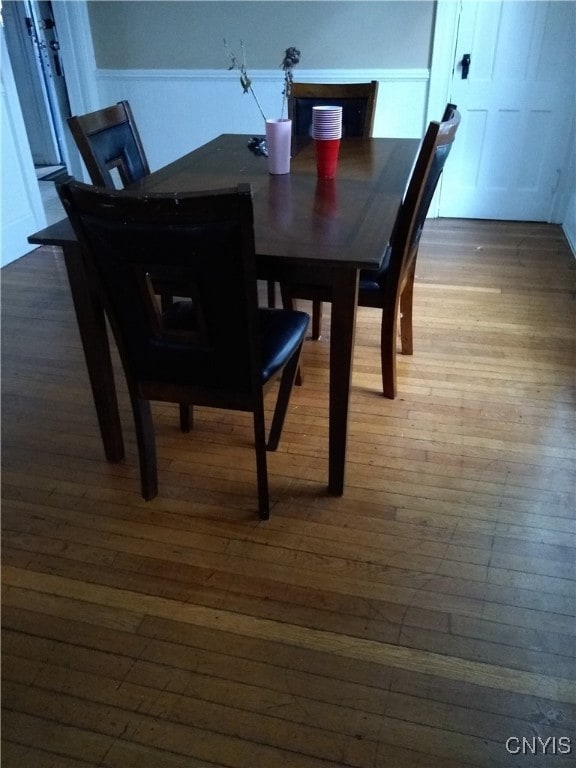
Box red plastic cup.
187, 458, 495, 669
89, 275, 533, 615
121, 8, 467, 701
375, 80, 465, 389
315, 138, 341, 179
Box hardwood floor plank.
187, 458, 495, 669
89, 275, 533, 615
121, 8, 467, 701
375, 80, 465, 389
3, 565, 575, 705
4, 500, 574, 633
1, 740, 102, 768
1, 710, 113, 764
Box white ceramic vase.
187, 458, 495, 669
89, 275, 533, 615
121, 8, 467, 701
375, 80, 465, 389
265, 119, 292, 175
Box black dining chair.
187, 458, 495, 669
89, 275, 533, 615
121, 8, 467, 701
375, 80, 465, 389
67, 101, 179, 315
288, 81, 379, 139
57, 180, 309, 519
67, 98, 187, 427
305, 102, 459, 344
67, 100, 150, 189
282, 107, 461, 399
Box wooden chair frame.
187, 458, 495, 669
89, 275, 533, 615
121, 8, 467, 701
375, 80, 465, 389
288, 81, 379, 139
68, 101, 178, 312
67, 100, 150, 189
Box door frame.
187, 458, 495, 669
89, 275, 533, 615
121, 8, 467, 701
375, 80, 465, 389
426, 0, 460, 218
427, 1, 460, 127
49, 0, 99, 181
2, 0, 62, 166
1, 25, 46, 266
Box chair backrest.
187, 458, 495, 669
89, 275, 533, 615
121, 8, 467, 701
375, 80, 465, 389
57, 181, 263, 395
67, 100, 150, 189
442, 102, 458, 122
288, 81, 378, 138
388, 108, 461, 287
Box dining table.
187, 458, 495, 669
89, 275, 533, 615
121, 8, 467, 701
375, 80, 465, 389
29, 133, 419, 497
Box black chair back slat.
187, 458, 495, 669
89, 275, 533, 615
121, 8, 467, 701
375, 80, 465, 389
288, 82, 378, 138
67, 100, 150, 189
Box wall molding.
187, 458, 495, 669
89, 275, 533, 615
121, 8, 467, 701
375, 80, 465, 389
97, 68, 430, 83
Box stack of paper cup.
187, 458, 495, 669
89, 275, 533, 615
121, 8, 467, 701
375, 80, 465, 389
312, 106, 343, 178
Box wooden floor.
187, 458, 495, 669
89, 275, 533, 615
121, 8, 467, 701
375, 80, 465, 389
2, 219, 575, 767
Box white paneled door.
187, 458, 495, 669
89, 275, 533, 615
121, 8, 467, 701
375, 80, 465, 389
438, 1, 575, 221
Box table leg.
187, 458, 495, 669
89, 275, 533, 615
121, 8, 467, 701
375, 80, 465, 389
61, 244, 125, 462
328, 268, 359, 495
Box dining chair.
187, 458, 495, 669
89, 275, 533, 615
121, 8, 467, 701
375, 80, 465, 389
282, 107, 461, 399
442, 103, 458, 122
288, 81, 379, 139
57, 180, 309, 519
67, 100, 179, 314
67, 100, 150, 189
305, 101, 458, 343
266, 81, 380, 319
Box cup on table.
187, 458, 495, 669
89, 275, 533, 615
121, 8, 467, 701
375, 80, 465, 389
266, 118, 292, 175
312, 106, 343, 179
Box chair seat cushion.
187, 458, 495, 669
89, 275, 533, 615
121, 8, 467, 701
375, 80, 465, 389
259, 308, 309, 382
158, 302, 308, 387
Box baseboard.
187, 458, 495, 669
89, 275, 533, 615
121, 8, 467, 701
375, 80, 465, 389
562, 221, 576, 257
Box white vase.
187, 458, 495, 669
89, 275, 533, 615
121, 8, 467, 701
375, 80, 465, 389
265, 119, 292, 175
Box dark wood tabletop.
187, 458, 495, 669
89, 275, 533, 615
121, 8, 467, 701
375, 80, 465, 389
32, 134, 417, 267
130, 134, 418, 270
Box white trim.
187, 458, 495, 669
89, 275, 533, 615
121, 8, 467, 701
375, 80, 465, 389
97, 68, 430, 84
562, 220, 576, 258
52, 1, 99, 115
551, 113, 576, 227
426, 0, 460, 217
51, 0, 99, 180
427, 1, 460, 124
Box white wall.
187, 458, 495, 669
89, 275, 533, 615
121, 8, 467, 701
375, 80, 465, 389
88, 1, 434, 70
96, 67, 430, 171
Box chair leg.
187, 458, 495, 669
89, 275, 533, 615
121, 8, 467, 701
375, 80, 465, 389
179, 403, 192, 433
380, 305, 399, 399
311, 300, 323, 340
252, 398, 270, 520
279, 284, 295, 312
160, 292, 173, 313
280, 285, 304, 386
267, 341, 304, 452
400, 266, 415, 355
267, 280, 276, 308
131, 396, 158, 500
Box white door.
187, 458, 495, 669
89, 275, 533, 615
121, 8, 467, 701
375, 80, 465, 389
2, 0, 60, 166
438, 1, 575, 221
1, 1, 98, 267
1, 27, 46, 267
